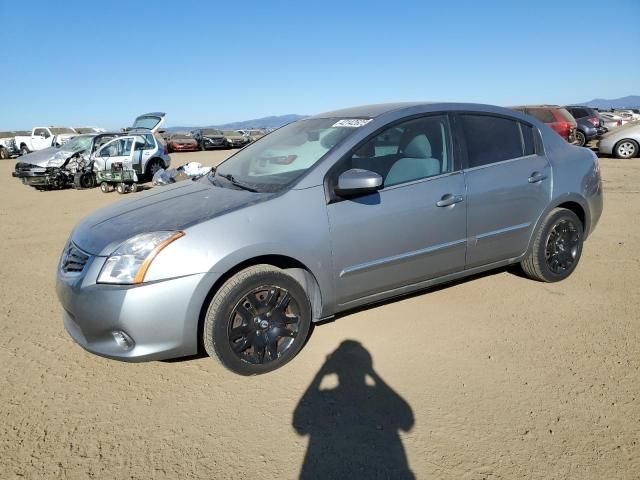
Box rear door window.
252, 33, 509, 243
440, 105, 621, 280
520, 123, 535, 156
461, 114, 524, 168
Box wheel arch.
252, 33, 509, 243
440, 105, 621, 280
144, 156, 165, 175
525, 195, 590, 256
196, 254, 324, 351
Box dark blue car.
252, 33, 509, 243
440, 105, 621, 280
564, 106, 607, 147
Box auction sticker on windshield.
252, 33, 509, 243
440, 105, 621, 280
332, 119, 373, 128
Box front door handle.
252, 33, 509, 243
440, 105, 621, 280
528, 172, 548, 183
436, 193, 464, 207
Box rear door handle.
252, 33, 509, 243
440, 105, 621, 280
436, 193, 464, 207
528, 172, 548, 183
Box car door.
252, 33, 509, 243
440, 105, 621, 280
93, 136, 137, 173
458, 113, 551, 269
326, 114, 467, 307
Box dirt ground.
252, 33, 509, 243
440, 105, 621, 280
0, 150, 638, 479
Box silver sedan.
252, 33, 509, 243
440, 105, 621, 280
57, 102, 603, 375
599, 121, 640, 158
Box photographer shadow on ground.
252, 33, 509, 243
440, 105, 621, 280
293, 340, 415, 479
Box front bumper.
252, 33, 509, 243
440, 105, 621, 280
12, 164, 60, 187
598, 136, 615, 155
56, 252, 219, 362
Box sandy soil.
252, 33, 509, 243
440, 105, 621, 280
0, 150, 638, 479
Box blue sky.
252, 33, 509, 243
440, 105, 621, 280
1, 0, 638, 130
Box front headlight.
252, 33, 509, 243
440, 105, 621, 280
97, 231, 184, 284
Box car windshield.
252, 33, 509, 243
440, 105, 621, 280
50, 128, 76, 134
214, 118, 363, 192
223, 131, 239, 136
61, 135, 94, 153
202, 129, 221, 135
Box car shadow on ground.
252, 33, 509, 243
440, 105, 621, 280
293, 340, 415, 479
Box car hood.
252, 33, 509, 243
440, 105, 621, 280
18, 146, 77, 167
72, 180, 273, 255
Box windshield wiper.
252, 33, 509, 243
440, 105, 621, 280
219, 173, 260, 193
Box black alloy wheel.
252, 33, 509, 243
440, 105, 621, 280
544, 219, 580, 275
228, 286, 300, 365
204, 265, 312, 375
520, 208, 584, 282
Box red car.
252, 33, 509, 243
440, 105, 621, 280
511, 105, 577, 143
167, 134, 199, 153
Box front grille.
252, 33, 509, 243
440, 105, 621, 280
60, 242, 90, 273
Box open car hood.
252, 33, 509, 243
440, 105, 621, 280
131, 112, 165, 133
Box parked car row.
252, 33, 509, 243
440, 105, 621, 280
0, 126, 107, 159
159, 128, 269, 152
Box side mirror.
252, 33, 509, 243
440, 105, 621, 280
335, 168, 383, 197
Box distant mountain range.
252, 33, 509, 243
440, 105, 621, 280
165, 97, 640, 132
167, 114, 307, 132
579, 95, 640, 109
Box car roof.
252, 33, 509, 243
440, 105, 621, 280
311, 102, 539, 119
311, 102, 432, 119
509, 104, 563, 109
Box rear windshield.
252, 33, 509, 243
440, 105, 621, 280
132, 116, 162, 130
527, 109, 555, 123
557, 108, 577, 124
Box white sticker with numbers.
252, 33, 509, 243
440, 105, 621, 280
332, 119, 373, 128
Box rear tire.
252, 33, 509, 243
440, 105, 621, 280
613, 139, 638, 159
521, 208, 584, 282
145, 158, 164, 180
575, 131, 586, 147
203, 265, 312, 375
20, 145, 29, 155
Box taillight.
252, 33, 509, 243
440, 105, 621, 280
587, 117, 599, 127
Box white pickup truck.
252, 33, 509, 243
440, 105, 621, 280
15, 127, 78, 155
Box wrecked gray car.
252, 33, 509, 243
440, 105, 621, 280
12, 133, 122, 189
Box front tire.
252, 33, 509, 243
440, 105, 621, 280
203, 265, 312, 375
613, 139, 638, 159
521, 208, 584, 282
0, 146, 8, 160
